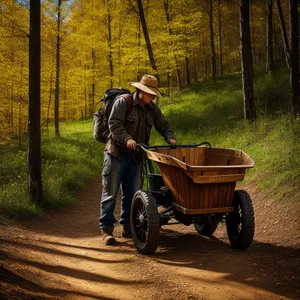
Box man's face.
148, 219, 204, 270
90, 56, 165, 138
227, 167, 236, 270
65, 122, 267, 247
138, 90, 156, 107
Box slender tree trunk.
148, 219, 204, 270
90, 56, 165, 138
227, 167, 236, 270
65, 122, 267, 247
163, 0, 182, 90
46, 62, 54, 135
167, 70, 170, 96
250, 2, 256, 63
28, 0, 42, 202
91, 0, 95, 115
9, 1, 16, 136
289, 0, 300, 117
218, 0, 223, 77
107, 0, 113, 88
276, 0, 291, 70
91, 48, 95, 114
54, 0, 61, 137
185, 56, 191, 86
63, 67, 67, 119
193, 49, 198, 83
137, 16, 141, 81
240, 0, 256, 121
84, 65, 87, 118
18, 61, 24, 147
18, 101, 21, 149
136, 0, 159, 76
209, 0, 217, 82
266, 0, 274, 73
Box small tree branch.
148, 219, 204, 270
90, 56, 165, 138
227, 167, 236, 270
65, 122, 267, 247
128, 0, 139, 15
0, 11, 29, 38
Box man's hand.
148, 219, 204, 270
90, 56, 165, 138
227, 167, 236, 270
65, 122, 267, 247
127, 139, 137, 150
169, 138, 177, 145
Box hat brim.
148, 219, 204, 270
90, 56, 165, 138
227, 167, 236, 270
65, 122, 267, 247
130, 82, 161, 97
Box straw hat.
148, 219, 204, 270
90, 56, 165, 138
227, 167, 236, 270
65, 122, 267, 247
130, 74, 161, 97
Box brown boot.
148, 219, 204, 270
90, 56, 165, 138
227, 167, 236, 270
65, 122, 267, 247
102, 228, 116, 245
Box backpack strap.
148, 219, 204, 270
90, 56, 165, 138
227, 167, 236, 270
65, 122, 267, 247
107, 94, 133, 143
121, 93, 134, 115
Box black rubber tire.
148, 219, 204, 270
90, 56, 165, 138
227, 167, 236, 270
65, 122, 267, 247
130, 190, 160, 254
194, 216, 219, 237
226, 190, 255, 250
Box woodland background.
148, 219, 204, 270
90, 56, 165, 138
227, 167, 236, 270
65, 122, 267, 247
0, 0, 298, 145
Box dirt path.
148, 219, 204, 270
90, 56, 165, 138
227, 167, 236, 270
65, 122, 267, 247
1, 178, 299, 300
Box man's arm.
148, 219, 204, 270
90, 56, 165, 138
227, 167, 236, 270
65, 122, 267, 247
153, 104, 176, 144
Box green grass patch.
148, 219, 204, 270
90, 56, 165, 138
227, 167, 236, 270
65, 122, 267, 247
0, 120, 104, 219
151, 67, 299, 201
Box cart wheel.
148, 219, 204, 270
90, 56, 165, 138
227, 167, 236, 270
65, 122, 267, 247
194, 216, 219, 237
130, 190, 160, 254
226, 190, 255, 250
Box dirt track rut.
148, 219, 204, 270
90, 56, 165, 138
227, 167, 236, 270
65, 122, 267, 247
1, 178, 299, 300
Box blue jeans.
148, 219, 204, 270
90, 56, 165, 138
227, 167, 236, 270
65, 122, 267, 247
99, 151, 142, 230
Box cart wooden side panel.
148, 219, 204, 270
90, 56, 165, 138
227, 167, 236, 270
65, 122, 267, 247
158, 163, 236, 215
145, 146, 254, 215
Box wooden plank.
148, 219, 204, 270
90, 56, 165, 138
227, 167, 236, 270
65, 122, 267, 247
182, 169, 190, 208
201, 185, 206, 208
213, 183, 219, 207
173, 203, 234, 215
188, 176, 195, 209
226, 183, 235, 206
193, 173, 245, 183
204, 185, 211, 208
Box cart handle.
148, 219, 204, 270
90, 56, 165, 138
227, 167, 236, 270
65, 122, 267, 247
137, 141, 211, 151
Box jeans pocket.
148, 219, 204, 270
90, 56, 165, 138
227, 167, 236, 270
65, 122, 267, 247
102, 153, 112, 194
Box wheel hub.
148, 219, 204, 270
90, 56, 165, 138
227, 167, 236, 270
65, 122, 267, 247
139, 214, 145, 225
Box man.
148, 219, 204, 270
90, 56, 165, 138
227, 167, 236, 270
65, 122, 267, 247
99, 74, 176, 245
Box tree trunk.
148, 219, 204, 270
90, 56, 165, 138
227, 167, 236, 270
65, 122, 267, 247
163, 0, 182, 90
218, 0, 223, 77
240, 0, 256, 121
54, 0, 61, 137
46, 62, 54, 135
18, 101, 21, 149
91, 48, 95, 115
250, 2, 256, 63
209, 0, 217, 82
84, 65, 87, 118
276, 0, 291, 70
193, 49, 198, 83
107, 0, 113, 88
28, 0, 42, 202
185, 56, 191, 86
137, 16, 141, 82
91, 0, 95, 114
289, 0, 300, 117
266, 0, 274, 73
136, 0, 159, 76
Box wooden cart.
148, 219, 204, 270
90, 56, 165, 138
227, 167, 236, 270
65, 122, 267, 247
130, 143, 255, 254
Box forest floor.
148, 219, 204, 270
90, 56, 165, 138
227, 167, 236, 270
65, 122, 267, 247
0, 178, 299, 300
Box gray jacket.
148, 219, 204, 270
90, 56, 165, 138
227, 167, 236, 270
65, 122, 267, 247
106, 92, 175, 157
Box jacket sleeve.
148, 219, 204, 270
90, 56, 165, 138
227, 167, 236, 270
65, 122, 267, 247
108, 96, 132, 145
152, 103, 176, 143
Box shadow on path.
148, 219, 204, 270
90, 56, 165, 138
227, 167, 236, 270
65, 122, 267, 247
154, 227, 300, 299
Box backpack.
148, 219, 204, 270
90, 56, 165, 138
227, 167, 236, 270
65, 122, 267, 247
93, 88, 133, 143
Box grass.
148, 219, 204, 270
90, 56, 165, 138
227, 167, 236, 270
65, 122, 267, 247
0, 66, 299, 220
151, 67, 300, 201
0, 120, 105, 219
